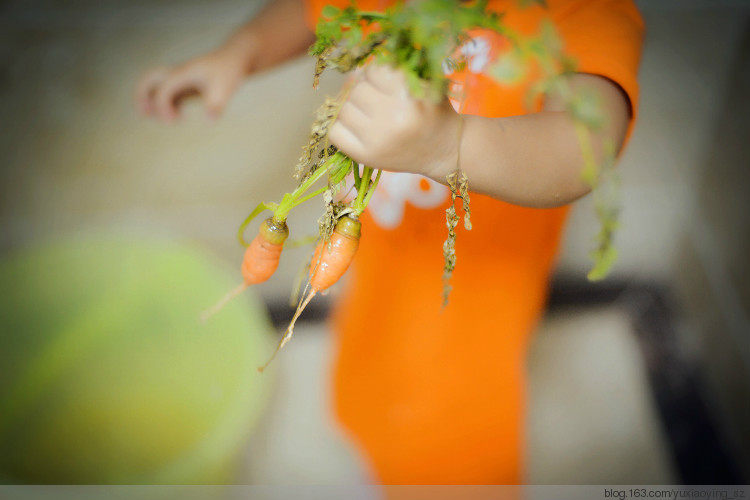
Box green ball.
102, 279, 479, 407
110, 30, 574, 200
0, 235, 275, 484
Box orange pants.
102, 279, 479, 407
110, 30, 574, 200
329, 201, 565, 484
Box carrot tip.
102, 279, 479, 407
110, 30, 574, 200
256, 290, 317, 371
199, 282, 248, 323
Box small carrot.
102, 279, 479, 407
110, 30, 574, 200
200, 154, 355, 323
308, 215, 361, 292
258, 215, 361, 372
241, 217, 289, 285
200, 217, 288, 322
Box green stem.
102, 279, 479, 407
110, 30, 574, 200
352, 160, 361, 187
356, 169, 382, 216
293, 185, 329, 207
237, 202, 278, 247
274, 154, 342, 221
353, 166, 372, 211
357, 11, 388, 21
574, 121, 598, 186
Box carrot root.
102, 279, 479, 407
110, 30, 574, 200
200, 282, 248, 323
257, 216, 361, 371
257, 290, 317, 373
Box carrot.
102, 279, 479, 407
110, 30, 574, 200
200, 217, 288, 322
202, 152, 359, 324
258, 215, 361, 372
241, 217, 289, 285
308, 215, 361, 292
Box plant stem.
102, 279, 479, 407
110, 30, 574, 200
573, 121, 597, 185
352, 161, 361, 187
357, 11, 388, 21
237, 201, 278, 247
293, 185, 329, 207
275, 155, 341, 221
353, 165, 372, 212
356, 169, 382, 216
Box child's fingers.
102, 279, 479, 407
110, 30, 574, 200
335, 102, 370, 144
153, 69, 198, 122
329, 119, 367, 165
337, 98, 370, 127
363, 63, 407, 95
135, 67, 169, 116
345, 79, 383, 117
329, 76, 383, 159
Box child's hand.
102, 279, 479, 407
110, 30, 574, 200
136, 48, 248, 122
329, 64, 460, 181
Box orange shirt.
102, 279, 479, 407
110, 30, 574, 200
304, 0, 643, 485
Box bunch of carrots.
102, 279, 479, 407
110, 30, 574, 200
203, 0, 619, 371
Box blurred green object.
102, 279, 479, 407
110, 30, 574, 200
0, 235, 275, 484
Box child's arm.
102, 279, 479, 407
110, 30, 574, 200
329, 64, 630, 208
136, 0, 315, 122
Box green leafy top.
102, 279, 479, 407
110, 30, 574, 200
311, 0, 506, 99
308, 0, 621, 281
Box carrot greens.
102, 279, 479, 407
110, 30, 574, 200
219, 0, 624, 365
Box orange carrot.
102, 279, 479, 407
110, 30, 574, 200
308, 215, 361, 292
241, 217, 289, 285
200, 217, 288, 322
258, 215, 361, 372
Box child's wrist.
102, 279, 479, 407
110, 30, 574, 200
220, 30, 260, 74
421, 107, 462, 183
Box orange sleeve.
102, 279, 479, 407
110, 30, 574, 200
550, 0, 645, 137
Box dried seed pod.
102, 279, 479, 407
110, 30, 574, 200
295, 97, 341, 182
